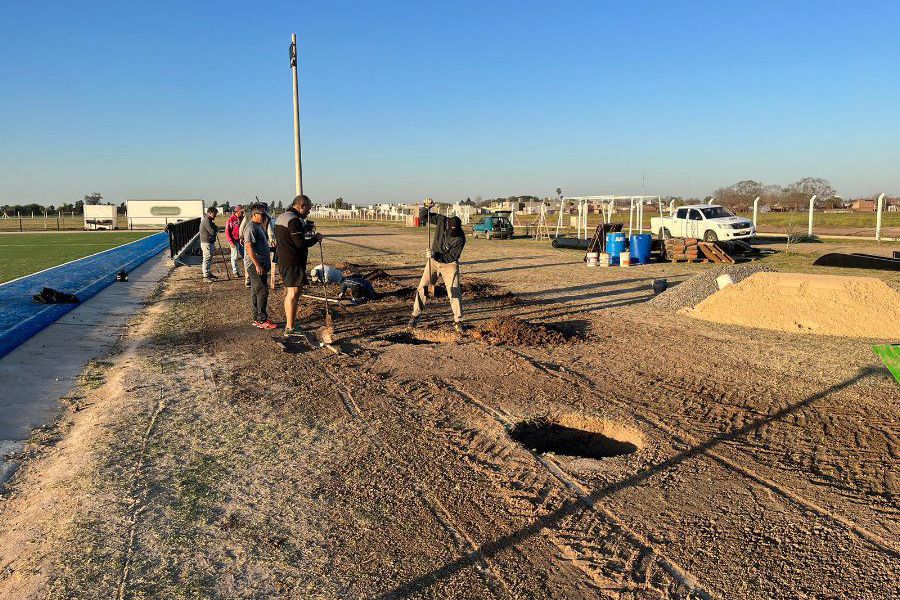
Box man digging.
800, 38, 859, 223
408, 198, 466, 333
275, 194, 322, 337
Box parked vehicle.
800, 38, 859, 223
472, 210, 514, 239
650, 204, 754, 242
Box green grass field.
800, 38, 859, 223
0, 231, 155, 283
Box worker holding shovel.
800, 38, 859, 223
274, 194, 322, 337
409, 198, 466, 332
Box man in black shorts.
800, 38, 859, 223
275, 194, 322, 336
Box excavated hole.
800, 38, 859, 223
509, 416, 640, 460
382, 332, 435, 345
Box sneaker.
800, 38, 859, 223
283, 326, 301, 337
407, 317, 419, 328
252, 321, 263, 328
259, 320, 278, 330
245, 280, 251, 288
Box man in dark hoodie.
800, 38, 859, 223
275, 194, 322, 336
199, 206, 219, 282
408, 198, 466, 332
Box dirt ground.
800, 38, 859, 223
0, 226, 897, 600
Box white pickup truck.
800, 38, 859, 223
650, 204, 755, 242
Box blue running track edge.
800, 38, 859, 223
0, 232, 169, 358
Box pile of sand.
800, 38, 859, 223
684, 272, 900, 338
471, 317, 571, 346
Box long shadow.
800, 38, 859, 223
324, 237, 398, 255
467, 261, 578, 275
461, 257, 537, 266
326, 232, 403, 238
514, 278, 655, 298
375, 366, 882, 599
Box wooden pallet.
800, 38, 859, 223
697, 242, 735, 264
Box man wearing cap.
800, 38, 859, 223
275, 194, 322, 336
199, 206, 219, 282
408, 198, 466, 332
225, 205, 244, 278
243, 203, 277, 329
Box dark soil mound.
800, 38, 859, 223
471, 317, 574, 346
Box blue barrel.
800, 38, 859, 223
606, 233, 626, 265
629, 233, 652, 265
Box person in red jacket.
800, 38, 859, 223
225, 205, 244, 278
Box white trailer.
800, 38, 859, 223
126, 199, 205, 229
83, 204, 118, 230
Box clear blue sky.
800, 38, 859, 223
1, 0, 898, 207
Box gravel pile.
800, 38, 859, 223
649, 263, 775, 311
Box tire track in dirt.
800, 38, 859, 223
495, 345, 900, 560
304, 344, 513, 599
430, 378, 714, 600
116, 381, 167, 600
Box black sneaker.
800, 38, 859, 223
407, 317, 419, 328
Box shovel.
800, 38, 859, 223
316, 240, 334, 345
426, 205, 435, 298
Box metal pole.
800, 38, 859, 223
807, 194, 817, 237
875, 192, 885, 241
290, 34, 303, 198
752, 196, 760, 228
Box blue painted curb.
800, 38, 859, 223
0, 232, 169, 358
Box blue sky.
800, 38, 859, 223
1, 0, 898, 206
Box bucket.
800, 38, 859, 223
599, 253, 610, 267
606, 233, 626, 265
716, 274, 734, 290
620, 251, 631, 267
652, 278, 668, 294
586, 252, 599, 267
629, 233, 652, 265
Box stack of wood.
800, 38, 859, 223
664, 238, 735, 263
664, 238, 704, 262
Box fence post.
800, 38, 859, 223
807, 195, 817, 237
19, 218, 23, 232
57, 214, 60, 230
752, 196, 760, 228
875, 192, 885, 241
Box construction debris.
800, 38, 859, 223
664, 238, 735, 264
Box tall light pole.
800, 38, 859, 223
290, 34, 303, 198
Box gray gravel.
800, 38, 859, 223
649, 263, 775, 311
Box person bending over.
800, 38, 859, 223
408, 198, 466, 332
275, 194, 322, 336
243, 204, 276, 329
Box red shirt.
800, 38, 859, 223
225, 214, 242, 245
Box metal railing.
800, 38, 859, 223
166, 218, 201, 258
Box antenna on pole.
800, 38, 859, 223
290, 33, 303, 198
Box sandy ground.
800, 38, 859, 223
0, 227, 897, 600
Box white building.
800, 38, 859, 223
126, 199, 205, 229
83, 204, 118, 230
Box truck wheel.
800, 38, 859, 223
703, 230, 718, 242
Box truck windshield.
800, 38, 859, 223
700, 207, 735, 219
